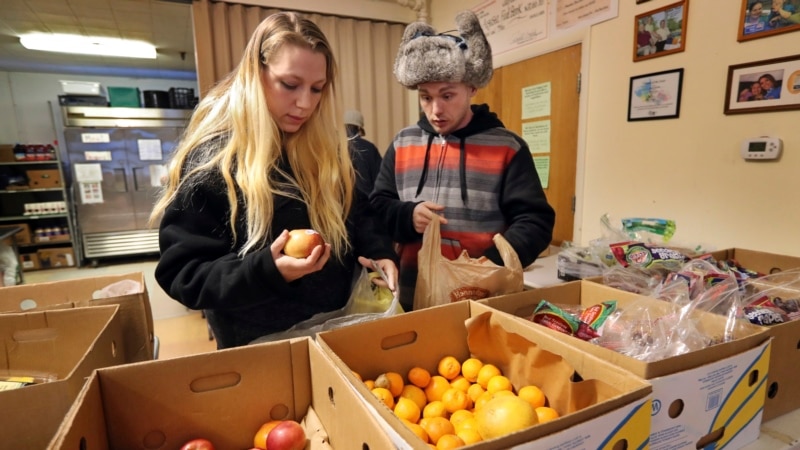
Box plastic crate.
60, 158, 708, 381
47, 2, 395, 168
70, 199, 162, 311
168, 87, 195, 109
107, 87, 141, 108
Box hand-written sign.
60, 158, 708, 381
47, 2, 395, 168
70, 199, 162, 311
556, 0, 614, 30
474, 0, 548, 55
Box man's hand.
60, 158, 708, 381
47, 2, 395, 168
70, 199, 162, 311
413, 201, 448, 234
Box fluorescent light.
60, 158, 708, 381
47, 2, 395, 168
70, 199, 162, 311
20, 33, 157, 59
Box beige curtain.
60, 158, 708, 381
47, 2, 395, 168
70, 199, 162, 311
191, 0, 409, 152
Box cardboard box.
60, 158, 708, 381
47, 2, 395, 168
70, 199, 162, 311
26, 169, 62, 188
0, 272, 155, 362
317, 300, 653, 449
481, 281, 772, 450
3, 222, 31, 245
36, 246, 75, 268
0, 305, 125, 450
708, 247, 800, 275
18, 252, 40, 270
49, 337, 395, 450
0, 144, 16, 162
740, 275, 800, 421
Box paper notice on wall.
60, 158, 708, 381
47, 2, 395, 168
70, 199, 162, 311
80, 182, 104, 204
74, 163, 103, 182
534, 156, 551, 189
473, 0, 548, 55
138, 139, 162, 161
522, 82, 551, 120
150, 164, 168, 187
555, 0, 617, 31
522, 120, 551, 153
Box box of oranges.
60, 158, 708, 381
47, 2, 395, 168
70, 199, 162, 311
481, 280, 771, 450
317, 300, 652, 449
49, 337, 394, 450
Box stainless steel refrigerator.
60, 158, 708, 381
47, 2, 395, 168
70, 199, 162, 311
61, 106, 191, 265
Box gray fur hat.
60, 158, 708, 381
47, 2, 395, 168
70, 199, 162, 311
394, 10, 493, 89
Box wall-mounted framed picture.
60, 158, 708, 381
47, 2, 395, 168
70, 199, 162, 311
628, 68, 684, 121
633, 0, 689, 62
738, 0, 800, 42
724, 53, 800, 115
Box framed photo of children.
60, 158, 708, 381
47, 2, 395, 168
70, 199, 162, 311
738, 0, 800, 42
633, 0, 688, 62
724, 54, 800, 114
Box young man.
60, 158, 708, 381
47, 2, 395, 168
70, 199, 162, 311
370, 10, 556, 311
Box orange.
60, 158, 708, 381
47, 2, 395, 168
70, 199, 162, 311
420, 416, 455, 445
436, 434, 465, 449
476, 364, 501, 389
352, 370, 362, 381
467, 383, 485, 403
449, 375, 471, 393
535, 406, 560, 423
453, 416, 479, 435
404, 420, 429, 443
456, 428, 483, 445
375, 371, 405, 397
438, 355, 461, 380
441, 387, 471, 413
408, 366, 432, 388
518, 385, 546, 409
253, 420, 282, 449
425, 375, 452, 403
485, 375, 512, 394
448, 409, 473, 428
395, 396, 421, 423
460, 358, 483, 383
371, 387, 395, 409
400, 384, 428, 411
364, 379, 375, 390
422, 400, 448, 419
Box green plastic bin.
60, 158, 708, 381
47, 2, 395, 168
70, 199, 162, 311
107, 87, 141, 107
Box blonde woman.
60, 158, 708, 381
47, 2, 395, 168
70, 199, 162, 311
151, 12, 398, 349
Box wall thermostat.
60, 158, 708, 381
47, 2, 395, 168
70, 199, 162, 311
741, 137, 782, 160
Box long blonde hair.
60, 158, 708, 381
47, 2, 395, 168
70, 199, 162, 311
150, 12, 354, 258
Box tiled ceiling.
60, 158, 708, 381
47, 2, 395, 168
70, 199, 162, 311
0, 0, 196, 79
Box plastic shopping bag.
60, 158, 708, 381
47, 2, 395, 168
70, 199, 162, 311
413, 215, 523, 310
251, 266, 403, 343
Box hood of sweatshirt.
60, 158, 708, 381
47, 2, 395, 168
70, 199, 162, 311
414, 103, 505, 204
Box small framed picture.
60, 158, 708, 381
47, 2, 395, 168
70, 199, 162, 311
633, 0, 689, 62
724, 53, 800, 115
738, 0, 800, 42
628, 68, 684, 121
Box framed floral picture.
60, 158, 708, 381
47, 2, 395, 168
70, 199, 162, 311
738, 0, 800, 42
633, 0, 688, 62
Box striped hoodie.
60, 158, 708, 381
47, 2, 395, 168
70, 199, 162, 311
370, 103, 555, 310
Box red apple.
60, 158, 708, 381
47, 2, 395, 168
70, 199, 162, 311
265, 420, 306, 450
180, 438, 215, 450
284, 229, 324, 258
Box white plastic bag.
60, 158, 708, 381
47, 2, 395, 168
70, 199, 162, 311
251, 266, 402, 343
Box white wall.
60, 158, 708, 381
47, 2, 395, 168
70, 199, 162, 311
0, 72, 198, 147
429, 1, 800, 257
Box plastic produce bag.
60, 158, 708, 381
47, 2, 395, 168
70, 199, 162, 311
92, 279, 142, 299
413, 215, 523, 310
251, 266, 403, 343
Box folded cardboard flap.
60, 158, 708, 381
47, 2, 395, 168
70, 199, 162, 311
0, 272, 154, 362
465, 310, 623, 414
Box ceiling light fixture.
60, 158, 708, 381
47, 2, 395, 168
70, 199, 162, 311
20, 33, 157, 59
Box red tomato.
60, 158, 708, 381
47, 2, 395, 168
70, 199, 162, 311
180, 438, 215, 450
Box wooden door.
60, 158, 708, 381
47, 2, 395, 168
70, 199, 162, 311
473, 44, 581, 246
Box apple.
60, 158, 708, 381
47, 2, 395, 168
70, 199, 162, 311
180, 438, 215, 450
283, 229, 324, 258
265, 420, 306, 450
